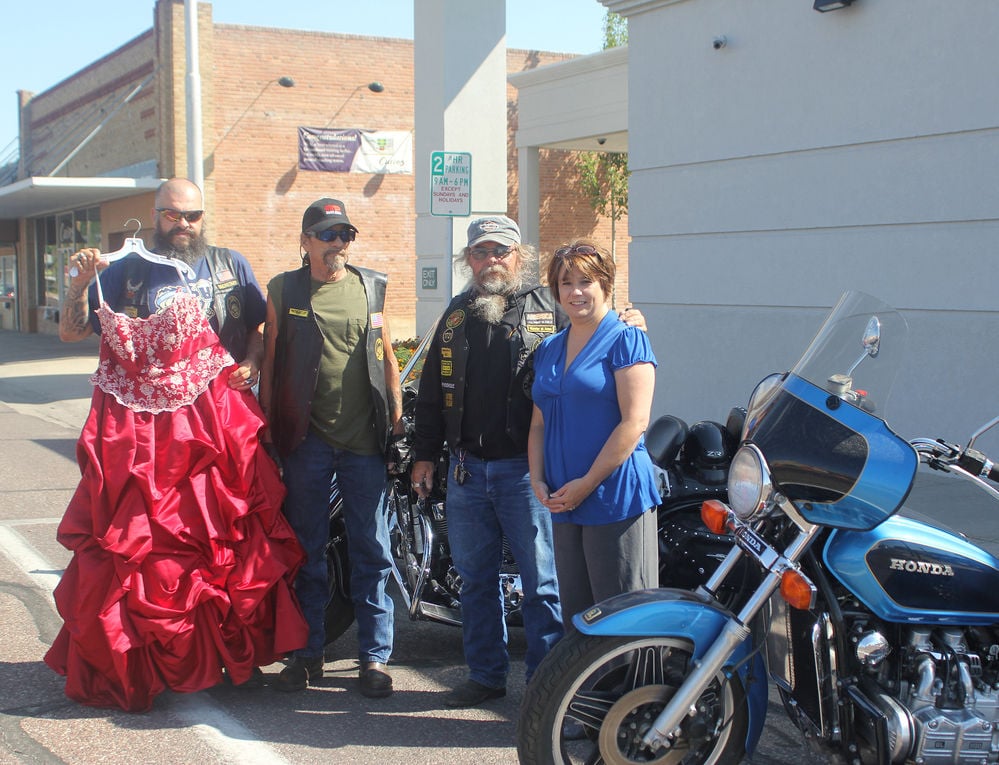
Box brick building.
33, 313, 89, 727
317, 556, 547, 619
0, 0, 628, 340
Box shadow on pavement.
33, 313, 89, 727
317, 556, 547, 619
0, 331, 99, 364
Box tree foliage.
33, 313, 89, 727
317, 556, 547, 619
577, 151, 628, 223
604, 11, 628, 48
577, 12, 630, 225
575, 11, 630, 307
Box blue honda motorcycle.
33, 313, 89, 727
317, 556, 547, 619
518, 291, 999, 765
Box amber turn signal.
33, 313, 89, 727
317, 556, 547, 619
780, 569, 816, 610
701, 500, 731, 535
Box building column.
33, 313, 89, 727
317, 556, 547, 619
517, 145, 540, 253
413, 0, 509, 335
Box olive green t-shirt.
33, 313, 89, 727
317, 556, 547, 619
270, 269, 379, 455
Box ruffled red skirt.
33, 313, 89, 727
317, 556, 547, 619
45, 370, 307, 712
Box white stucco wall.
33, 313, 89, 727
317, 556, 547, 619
605, 0, 999, 448
414, 0, 511, 334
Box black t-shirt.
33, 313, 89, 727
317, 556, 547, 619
460, 314, 522, 460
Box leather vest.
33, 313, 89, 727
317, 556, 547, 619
120, 246, 249, 360
202, 247, 249, 362
437, 285, 562, 451
270, 264, 391, 459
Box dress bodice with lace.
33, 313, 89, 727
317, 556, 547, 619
90, 292, 233, 413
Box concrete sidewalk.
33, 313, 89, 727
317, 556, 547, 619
0, 329, 99, 430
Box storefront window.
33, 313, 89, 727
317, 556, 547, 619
0, 253, 15, 330
36, 206, 101, 322
0, 255, 13, 298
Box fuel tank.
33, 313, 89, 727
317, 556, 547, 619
824, 513, 999, 624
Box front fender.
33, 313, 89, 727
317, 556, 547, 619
574, 587, 768, 755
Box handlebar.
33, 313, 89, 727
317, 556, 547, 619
911, 437, 999, 502
958, 447, 999, 484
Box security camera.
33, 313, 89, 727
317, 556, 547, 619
712, 36, 727, 50
597, 137, 607, 146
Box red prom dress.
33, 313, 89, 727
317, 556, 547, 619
45, 285, 308, 712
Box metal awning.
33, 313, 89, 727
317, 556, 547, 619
0, 176, 162, 219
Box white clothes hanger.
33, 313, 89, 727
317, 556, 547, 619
69, 218, 196, 280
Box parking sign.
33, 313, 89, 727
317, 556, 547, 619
430, 151, 471, 216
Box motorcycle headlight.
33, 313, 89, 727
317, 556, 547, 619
727, 444, 772, 521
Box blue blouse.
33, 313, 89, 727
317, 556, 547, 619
532, 311, 661, 526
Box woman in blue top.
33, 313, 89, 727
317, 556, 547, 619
528, 240, 661, 630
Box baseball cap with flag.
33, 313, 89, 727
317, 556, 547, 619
302, 198, 358, 234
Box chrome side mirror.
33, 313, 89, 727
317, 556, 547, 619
847, 315, 881, 376
862, 316, 881, 359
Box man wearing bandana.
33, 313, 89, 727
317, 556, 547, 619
411, 216, 644, 707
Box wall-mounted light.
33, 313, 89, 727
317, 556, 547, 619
212, 75, 296, 150
814, 0, 854, 11
323, 81, 386, 128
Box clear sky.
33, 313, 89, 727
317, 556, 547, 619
0, 0, 610, 159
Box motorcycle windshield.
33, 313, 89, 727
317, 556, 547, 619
744, 292, 918, 531
400, 317, 439, 392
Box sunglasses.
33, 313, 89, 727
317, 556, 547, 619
156, 208, 204, 224
469, 244, 514, 261
554, 244, 598, 258
309, 228, 356, 243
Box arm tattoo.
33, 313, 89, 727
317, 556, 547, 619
60, 288, 90, 337
389, 387, 403, 422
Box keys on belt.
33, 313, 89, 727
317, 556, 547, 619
452, 449, 469, 486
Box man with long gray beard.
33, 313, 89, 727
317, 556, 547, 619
411, 216, 644, 708
60, 177, 265, 393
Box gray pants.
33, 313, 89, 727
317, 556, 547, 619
552, 509, 659, 630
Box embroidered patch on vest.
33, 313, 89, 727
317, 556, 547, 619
288, 308, 309, 318
226, 293, 242, 319
371, 312, 384, 328
441, 360, 453, 377
442, 328, 454, 343
216, 279, 238, 291
524, 311, 556, 334
440, 347, 452, 358
216, 267, 235, 283
375, 337, 384, 361
445, 309, 465, 329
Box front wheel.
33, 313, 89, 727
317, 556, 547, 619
517, 633, 747, 765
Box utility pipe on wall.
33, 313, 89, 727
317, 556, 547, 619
185, 0, 203, 190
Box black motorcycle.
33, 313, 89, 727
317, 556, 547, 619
323, 331, 743, 646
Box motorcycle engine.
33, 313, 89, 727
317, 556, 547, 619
860, 624, 999, 764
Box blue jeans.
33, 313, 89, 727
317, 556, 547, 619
282, 430, 394, 664
446, 452, 563, 688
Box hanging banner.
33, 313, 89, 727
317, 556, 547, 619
298, 128, 413, 174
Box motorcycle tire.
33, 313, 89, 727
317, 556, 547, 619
517, 633, 747, 765
324, 496, 355, 648
323, 576, 354, 648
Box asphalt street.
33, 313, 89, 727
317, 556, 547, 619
2, 329, 998, 764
